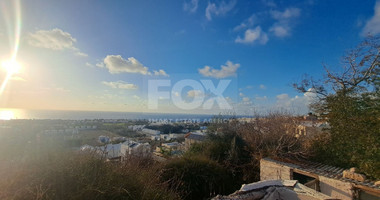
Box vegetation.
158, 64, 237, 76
145, 124, 185, 134
1, 154, 179, 200
145, 123, 206, 134
160, 156, 235, 200
0, 130, 179, 200
186, 120, 255, 182
101, 124, 140, 138
0, 114, 309, 200
294, 36, 380, 179
172, 114, 310, 198
1, 37, 378, 199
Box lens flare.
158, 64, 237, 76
0, 0, 22, 96
2, 60, 21, 75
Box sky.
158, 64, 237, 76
0, 0, 379, 115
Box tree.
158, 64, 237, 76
294, 36, 380, 179
185, 119, 255, 184
237, 112, 312, 181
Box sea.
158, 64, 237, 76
0, 108, 242, 122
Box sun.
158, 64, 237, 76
1, 60, 22, 75
0, 110, 15, 120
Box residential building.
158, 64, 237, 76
128, 125, 145, 131
184, 132, 206, 150
154, 142, 183, 157
121, 140, 151, 157
260, 157, 380, 200
98, 135, 110, 143
81, 140, 151, 161
141, 128, 160, 135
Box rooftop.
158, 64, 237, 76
262, 157, 380, 192
185, 133, 206, 141
212, 180, 334, 200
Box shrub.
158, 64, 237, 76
160, 156, 235, 200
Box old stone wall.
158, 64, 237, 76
319, 176, 353, 200
260, 159, 293, 180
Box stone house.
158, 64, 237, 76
260, 157, 380, 200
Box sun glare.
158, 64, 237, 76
2, 60, 21, 75
0, 110, 15, 120
0, 60, 22, 95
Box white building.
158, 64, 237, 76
81, 140, 151, 160
128, 125, 145, 131
121, 140, 151, 157
151, 135, 160, 141
142, 128, 160, 135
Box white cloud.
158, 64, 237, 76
233, 6, 301, 44
198, 60, 240, 78
102, 81, 138, 90
270, 7, 300, 20
28, 29, 75, 50
233, 14, 258, 31
269, 7, 301, 38
276, 93, 289, 100
133, 95, 140, 100
242, 97, 250, 102
85, 62, 94, 67
27, 28, 87, 56
75, 51, 88, 57
239, 92, 245, 97
362, 1, 380, 36
102, 55, 149, 75
235, 26, 269, 44
255, 96, 267, 101
153, 69, 169, 77
241, 97, 252, 105
187, 90, 204, 98
269, 24, 290, 37
99, 55, 169, 76
96, 62, 105, 68
184, 0, 198, 13
205, 0, 236, 21
259, 84, 266, 89
304, 88, 317, 100
274, 89, 317, 113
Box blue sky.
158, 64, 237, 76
0, 0, 379, 115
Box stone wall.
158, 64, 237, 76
260, 158, 355, 200
319, 176, 353, 200
260, 159, 293, 181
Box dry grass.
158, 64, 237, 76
0, 129, 179, 200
